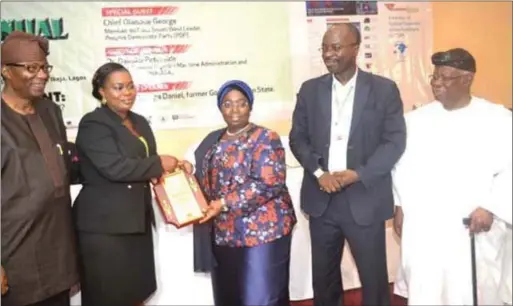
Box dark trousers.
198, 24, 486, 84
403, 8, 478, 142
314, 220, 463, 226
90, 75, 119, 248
26, 290, 70, 306
309, 195, 390, 306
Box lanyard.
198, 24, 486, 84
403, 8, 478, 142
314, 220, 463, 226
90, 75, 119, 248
333, 83, 354, 127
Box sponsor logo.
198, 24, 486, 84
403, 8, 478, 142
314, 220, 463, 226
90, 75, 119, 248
393, 41, 408, 62
394, 42, 408, 55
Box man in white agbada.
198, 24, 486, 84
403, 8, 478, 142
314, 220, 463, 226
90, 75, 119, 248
392, 48, 512, 305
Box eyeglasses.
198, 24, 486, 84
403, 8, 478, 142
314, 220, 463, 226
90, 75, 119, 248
221, 99, 249, 109
5, 63, 53, 74
319, 42, 358, 53
429, 74, 464, 83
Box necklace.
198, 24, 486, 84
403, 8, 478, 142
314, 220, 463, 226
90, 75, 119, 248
226, 123, 251, 136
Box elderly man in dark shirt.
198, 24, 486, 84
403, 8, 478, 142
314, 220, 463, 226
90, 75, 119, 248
1, 31, 80, 306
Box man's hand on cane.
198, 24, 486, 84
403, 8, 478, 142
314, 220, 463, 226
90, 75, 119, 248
467, 207, 494, 233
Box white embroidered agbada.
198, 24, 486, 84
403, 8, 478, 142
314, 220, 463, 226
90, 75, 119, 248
392, 97, 512, 305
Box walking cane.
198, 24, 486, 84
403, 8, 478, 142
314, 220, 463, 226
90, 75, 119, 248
463, 217, 478, 306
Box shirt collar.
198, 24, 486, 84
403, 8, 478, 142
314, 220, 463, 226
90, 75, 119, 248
332, 68, 358, 90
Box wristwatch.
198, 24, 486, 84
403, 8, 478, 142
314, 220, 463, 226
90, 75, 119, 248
220, 198, 229, 212
314, 168, 324, 179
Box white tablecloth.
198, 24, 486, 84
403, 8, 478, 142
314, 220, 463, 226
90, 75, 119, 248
69, 137, 401, 304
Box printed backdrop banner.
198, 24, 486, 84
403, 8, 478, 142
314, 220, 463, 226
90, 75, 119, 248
1, 2, 295, 131
1, 2, 432, 133
0, 2, 432, 305
304, 1, 433, 111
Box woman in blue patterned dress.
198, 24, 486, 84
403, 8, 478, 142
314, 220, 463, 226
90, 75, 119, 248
191, 80, 296, 306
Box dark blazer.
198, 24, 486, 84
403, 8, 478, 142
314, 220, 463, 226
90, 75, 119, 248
73, 106, 163, 234
192, 129, 223, 272
289, 69, 406, 226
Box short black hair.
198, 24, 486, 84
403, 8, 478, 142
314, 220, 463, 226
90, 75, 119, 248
328, 23, 361, 45
345, 23, 361, 45
91, 62, 129, 101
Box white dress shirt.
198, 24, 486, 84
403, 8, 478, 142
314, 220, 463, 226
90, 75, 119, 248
328, 69, 358, 172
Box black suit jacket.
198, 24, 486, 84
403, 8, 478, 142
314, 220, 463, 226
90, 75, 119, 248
289, 70, 406, 225
192, 129, 224, 272
72, 106, 163, 234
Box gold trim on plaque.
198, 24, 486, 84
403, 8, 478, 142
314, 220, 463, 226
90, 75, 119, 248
161, 170, 203, 224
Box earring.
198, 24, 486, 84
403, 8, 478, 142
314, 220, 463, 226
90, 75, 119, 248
101, 97, 107, 105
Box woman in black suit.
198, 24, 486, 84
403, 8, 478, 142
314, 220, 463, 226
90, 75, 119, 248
73, 62, 178, 306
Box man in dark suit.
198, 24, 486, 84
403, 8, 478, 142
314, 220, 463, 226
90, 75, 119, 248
289, 24, 406, 306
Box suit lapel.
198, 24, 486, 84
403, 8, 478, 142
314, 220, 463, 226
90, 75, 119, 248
135, 116, 156, 155
318, 74, 333, 137
350, 69, 371, 138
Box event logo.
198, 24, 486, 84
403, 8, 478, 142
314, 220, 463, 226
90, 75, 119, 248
395, 42, 407, 54
394, 41, 408, 61
384, 3, 419, 13
1, 18, 69, 41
